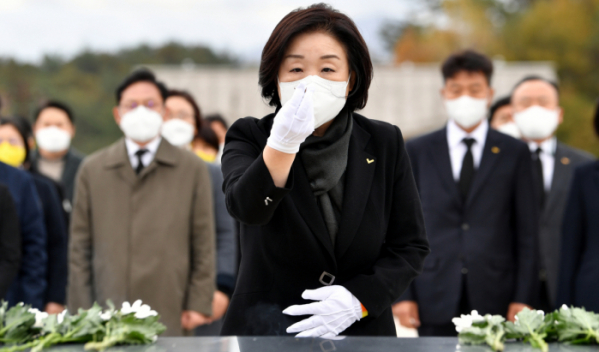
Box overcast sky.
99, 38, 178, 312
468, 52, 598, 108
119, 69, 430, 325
0, 0, 418, 64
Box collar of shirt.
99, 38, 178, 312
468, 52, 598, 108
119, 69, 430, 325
125, 136, 162, 170
527, 136, 556, 192
527, 136, 557, 156
446, 119, 489, 181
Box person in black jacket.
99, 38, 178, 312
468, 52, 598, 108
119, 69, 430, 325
0, 117, 68, 314
508, 77, 594, 312
0, 183, 21, 298
394, 50, 539, 336
557, 100, 599, 312
220, 4, 429, 337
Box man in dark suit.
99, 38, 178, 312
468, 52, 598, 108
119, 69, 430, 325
393, 50, 538, 336
510, 76, 594, 311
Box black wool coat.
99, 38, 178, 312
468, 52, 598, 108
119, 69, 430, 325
220, 112, 430, 336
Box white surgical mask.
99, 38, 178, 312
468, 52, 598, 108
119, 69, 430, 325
119, 106, 163, 143
514, 105, 560, 140
444, 95, 488, 129
279, 75, 349, 128
35, 126, 72, 152
161, 119, 195, 147
497, 122, 522, 139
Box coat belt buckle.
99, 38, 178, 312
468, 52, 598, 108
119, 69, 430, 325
319, 271, 335, 286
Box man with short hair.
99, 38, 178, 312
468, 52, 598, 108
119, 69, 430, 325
68, 69, 216, 336
31, 101, 85, 209
489, 96, 520, 139
511, 76, 594, 311
394, 50, 538, 336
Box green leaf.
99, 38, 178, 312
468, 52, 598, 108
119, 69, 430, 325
555, 306, 599, 344
0, 303, 37, 344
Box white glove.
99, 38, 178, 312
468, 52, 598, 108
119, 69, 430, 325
266, 82, 315, 154
283, 285, 363, 338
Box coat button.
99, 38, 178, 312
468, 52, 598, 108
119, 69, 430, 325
461, 223, 470, 231
461, 268, 469, 275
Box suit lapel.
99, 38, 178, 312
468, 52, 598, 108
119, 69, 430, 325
335, 123, 376, 259
288, 156, 337, 262
428, 129, 462, 209
104, 139, 138, 187
138, 140, 178, 179
465, 130, 503, 208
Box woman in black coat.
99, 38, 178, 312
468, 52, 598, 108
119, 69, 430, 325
220, 4, 429, 337
556, 101, 599, 312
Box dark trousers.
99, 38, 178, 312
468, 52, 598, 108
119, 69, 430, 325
418, 276, 471, 337
537, 279, 553, 312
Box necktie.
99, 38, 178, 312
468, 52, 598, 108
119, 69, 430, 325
533, 147, 545, 207
459, 138, 475, 199
135, 149, 148, 175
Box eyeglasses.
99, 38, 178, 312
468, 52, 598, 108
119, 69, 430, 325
119, 99, 163, 113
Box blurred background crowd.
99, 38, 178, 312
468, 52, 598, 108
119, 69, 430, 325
0, 0, 598, 338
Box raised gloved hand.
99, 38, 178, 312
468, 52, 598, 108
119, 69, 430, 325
266, 82, 314, 154
283, 285, 363, 338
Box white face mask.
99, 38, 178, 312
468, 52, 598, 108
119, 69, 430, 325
444, 95, 488, 129
35, 126, 72, 152
161, 119, 195, 147
279, 75, 349, 128
496, 122, 522, 139
119, 106, 163, 143
513, 105, 560, 140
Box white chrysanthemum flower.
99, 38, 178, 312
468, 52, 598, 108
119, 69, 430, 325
57, 310, 68, 324
135, 304, 158, 319
100, 311, 113, 321
28, 308, 49, 328
452, 310, 483, 332
121, 300, 143, 315
537, 310, 545, 318
471, 310, 484, 323
561, 305, 569, 310
120, 300, 156, 318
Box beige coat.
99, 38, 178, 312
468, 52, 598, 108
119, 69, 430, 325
68, 138, 215, 336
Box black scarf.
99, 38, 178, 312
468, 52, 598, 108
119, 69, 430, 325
300, 110, 353, 245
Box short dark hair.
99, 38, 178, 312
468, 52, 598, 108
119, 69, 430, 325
259, 3, 373, 112
489, 96, 511, 122
115, 68, 168, 105
34, 100, 75, 124
0, 116, 32, 165
167, 90, 203, 136
594, 98, 599, 138
204, 113, 228, 130
442, 50, 494, 85
198, 123, 220, 152
511, 75, 560, 97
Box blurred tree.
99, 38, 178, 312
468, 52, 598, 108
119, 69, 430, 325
386, 0, 599, 155
0, 42, 235, 154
